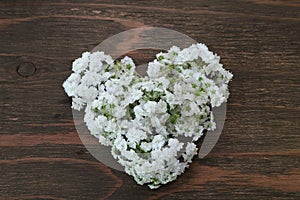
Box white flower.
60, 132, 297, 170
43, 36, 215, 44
62, 79, 78, 97
165, 90, 178, 105
168, 138, 183, 151
183, 142, 198, 163
140, 142, 152, 152
151, 135, 165, 150
126, 127, 147, 147
89, 51, 106, 72
63, 43, 233, 189
114, 136, 128, 151
71, 97, 85, 110
72, 52, 90, 73
156, 77, 170, 89
156, 100, 167, 113
121, 56, 135, 72
150, 149, 162, 160
81, 70, 102, 86
150, 116, 163, 130
77, 84, 98, 102
114, 107, 126, 119
144, 101, 157, 114
169, 46, 180, 55
133, 105, 146, 119
147, 60, 163, 78
67, 73, 81, 83
136, 80, 156, 91
105, 79, 124, 96
124, 88, 143, 105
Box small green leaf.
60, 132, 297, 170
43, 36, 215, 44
126, 64, 132, 70
158, 55, 164, 61
205, 83, 211, 88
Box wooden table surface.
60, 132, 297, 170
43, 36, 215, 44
1, 1, 299, 199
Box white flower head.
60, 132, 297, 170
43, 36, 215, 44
63, 43, 233, 189
72, 52, 90, 73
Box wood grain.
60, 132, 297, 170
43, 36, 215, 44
0, 0, 299, 199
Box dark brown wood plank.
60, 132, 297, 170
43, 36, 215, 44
1, 0, 299, 199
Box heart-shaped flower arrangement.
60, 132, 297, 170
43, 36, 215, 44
63, 43, 233, 189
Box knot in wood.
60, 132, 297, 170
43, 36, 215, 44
17, 62, 36, 77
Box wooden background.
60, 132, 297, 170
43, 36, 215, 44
1, 0, 299, 199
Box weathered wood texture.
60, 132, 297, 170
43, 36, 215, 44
1, 0, 299, 199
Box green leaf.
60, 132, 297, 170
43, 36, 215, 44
158, 55, 164, 61
126, 64, 132, 70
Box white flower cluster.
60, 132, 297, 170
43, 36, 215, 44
63, 43, 233, 189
